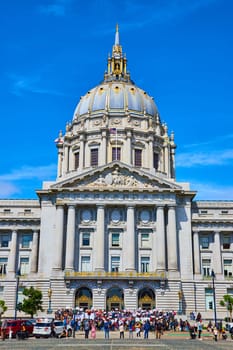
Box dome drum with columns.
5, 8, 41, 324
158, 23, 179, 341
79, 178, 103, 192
0, 26, 232, 319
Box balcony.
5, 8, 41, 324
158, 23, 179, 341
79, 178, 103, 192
64, 270, 166, 280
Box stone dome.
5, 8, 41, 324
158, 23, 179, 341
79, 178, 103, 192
73, 25, 159, 121
73, 81, 158, 119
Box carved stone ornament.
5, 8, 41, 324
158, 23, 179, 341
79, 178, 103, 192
79, 168, 157, 189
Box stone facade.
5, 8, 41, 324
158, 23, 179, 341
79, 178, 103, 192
0, 27, 232, 320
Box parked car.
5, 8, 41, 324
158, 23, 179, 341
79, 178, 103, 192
2, 319, 34, 338
33, 318, 72, 338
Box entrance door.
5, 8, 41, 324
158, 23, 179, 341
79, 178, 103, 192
138, 287, 155, 309
106, 287, 124, 311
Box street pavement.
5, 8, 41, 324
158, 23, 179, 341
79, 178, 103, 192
0, 330, 232, 350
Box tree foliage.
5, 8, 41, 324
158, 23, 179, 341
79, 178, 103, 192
0, 300, 7, 317
219, 294, 233, 320
19, 286, 43, 318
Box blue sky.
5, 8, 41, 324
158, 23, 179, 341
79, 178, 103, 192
0, 0, 232, 200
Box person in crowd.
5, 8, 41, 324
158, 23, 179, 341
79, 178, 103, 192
197, 320, 203, 339
155, 319, 163, 339
84, 319, 90, 339
143, 320, 150, 339
213, 326, 218, 341
90, 321, 96, 339
103, 319, 110, 339
119, 322, 124, 339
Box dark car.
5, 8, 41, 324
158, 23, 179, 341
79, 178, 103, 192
3, 319, 34, 338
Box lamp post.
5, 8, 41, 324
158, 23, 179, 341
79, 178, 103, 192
178, 282, 183, 315
14, 268, 21, 320
211, 270, 217, 326
47, 281, 53, 314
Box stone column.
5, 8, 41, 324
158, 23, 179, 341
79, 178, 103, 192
79, 134, 85, 170
213, 231, 222, 274
156, 206, 166, 271
100, 131, 107, 165
8, 230, 17, 273
193, 231, 200, 274
30, 230, 39, 273
164, 142, 169, 175
126, 130, 132, 165
126, 206, 135, 271
148, 137, 153, 169
65, 205, 76, 270
69, 148, 75, 171
53, 205, 64, 270
62, 144, 69, 175
95, 205, 105, 271
167, 206, 178, 271
57, 146, 63, 178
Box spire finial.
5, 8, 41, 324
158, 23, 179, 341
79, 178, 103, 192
115, 23, 119, 46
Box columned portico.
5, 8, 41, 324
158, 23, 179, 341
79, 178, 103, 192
95, 205, 105, 271
65, 205, 76, 270
167, 205, 178, 271
53, 205, 64, 270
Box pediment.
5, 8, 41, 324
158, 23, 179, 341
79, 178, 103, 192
51, 162, 182, 192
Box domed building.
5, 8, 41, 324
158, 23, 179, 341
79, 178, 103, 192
0, 26, 233, 319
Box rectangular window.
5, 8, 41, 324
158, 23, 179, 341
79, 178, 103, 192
153, 153, 159, 170
141, 256, 150, 273
227, 288, 233, 296
22, 234, 32, 248
0, 234, 9, 248
202, 259, 211, 276
112, 147, 121, 161
112, 233, 120, 247
224, 259, 232, 277
200, 236, 209, 249
90, 148, 98, 166
223, 236, 230, 249
81, 256, 91, 272
141, 233, 150, 248
0, 258, 7, 275
75, 152, 79, 169
18, 286, 25, 304
20, 257, 29, 275
111, 256, 120, 272
134, 149, 142, 167
82, 233, 90, 246
205, 288, 213, 310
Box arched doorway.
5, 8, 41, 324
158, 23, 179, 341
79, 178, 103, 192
106, 287, 124, 311
75, 287, 92, 310
138, 287, 155, 309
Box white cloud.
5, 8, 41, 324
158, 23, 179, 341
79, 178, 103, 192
9, 74, 64, 97
0, 164, 57, 181
0, 182, 21, 198
176, 149, 233, 167
38, 0, 71, 16
190, 181, 233, 200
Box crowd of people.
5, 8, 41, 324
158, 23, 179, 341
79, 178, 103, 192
53, 307, 194, 339
53, 307, 229, 341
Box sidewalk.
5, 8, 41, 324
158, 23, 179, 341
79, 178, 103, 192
73, 329, 215, 341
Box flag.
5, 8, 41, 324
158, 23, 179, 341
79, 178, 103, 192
110, 128, 117, 134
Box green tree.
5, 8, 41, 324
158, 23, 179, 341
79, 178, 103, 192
220, 294, 233, 321
20, 286, 44, 318
0, 300, 7, 318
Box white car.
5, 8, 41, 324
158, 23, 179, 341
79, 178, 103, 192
33, 318, 72, 338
